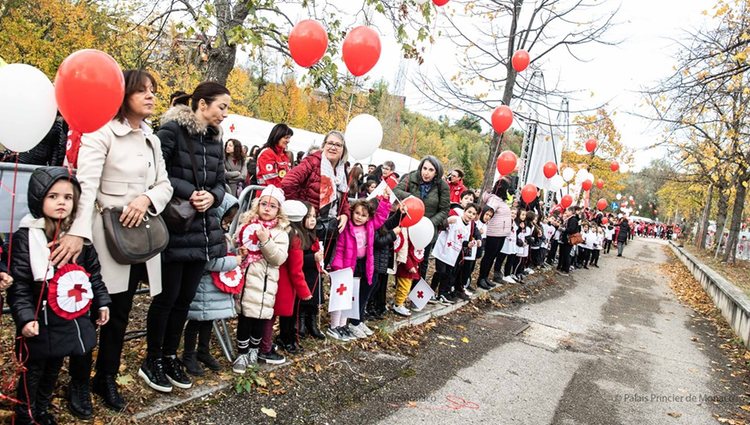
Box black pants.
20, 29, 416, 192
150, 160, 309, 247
478, 236, 507, 280
92, 263, 146, 375
591, 249, 600, 266
434, 259, 456, 296
558, 243, 573, 272
183, 320, 213, 355
418, 242, 434, 282
147, 260, 206, 358
504, 254, 519, 276
15, 356, 64, 423
237, 316, 266, 353
578, 248, 591, 267
369, 272, 388, 313
604, 239, 612, 254
457, 259, 475, 289
547, 240, 559, 263
530, 248, 543, 267
279, 313, 297, 344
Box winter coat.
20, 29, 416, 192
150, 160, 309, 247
448, 179, 467, 204
239, 225, 289, 320
373, 212, 402, 275
561, 215, 581, 246
395, 229, 423, 280
7, 167, 111, 360
483, 193, 513, 237
299, 240, 323, 307
68, 119, 173, 296
256, 145, 290, 187
393, 158, 450, 237
187, 194, 240, 322
224, 156, 247, 196
158, 105, 226, 263
617, 220, 630, 243
281, 150, 350, 218
331, 199, 391, 285
275, 236, 314, 317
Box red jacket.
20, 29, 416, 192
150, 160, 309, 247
275, 236, 313, 317
256, 145, 290, 187
281, 150, 350, 218
396, 242, 423, 280
449, 180, 467, 203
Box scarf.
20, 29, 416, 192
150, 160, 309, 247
238, 218, 279, 268
419, 182, 433, 199
19, 215, 55, 282
320, 154, 348, 218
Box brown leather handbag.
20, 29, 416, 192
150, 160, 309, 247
568, 232, 584, 245
100, 205, 169, 264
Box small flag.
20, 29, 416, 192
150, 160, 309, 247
367, 180, 397, 203
327, 268, 354, 312
340, 277, 361, 321
408, 278, 434, 311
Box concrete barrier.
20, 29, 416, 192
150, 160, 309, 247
669, 242, 750, 348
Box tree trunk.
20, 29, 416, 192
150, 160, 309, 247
714, 187, 729, 249
202, 0, 250, 86
480, 0, 521, 194
722, 179, 747, 264
204, 44, 237, 86
696, 183, 713, 250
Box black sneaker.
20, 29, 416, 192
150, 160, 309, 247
456, 291, 471, 301
477, 278, 492, 290
138, 357, 173, 393
163, 356, 193, 389
258, 348, 286, 365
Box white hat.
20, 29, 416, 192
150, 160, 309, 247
260, 185, 285, 205
283, 200, 308, 223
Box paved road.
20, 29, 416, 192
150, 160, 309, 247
376, 238, 720, 425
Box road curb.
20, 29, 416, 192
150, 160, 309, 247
133, 269, 557, 420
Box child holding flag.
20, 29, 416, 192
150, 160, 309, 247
432, 203, 481, 304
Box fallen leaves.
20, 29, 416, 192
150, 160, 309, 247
261, 407, 277, 418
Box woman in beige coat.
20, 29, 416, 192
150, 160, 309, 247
53, 70, 173, 413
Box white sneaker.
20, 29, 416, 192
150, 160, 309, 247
502, 275, 516, 284
427, 296, 439, 305
525, 268, 535, 275
358, 322, 374, 336
348, 323, 367, 339
232, 353, 249, 374
392, 304, 412, 317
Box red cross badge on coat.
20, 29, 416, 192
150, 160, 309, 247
48, 264, 93, 320
211, 265, 245, 295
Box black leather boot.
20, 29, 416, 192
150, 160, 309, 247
92, 373, 126, 412
297, 310, 308, 339
68, 379, 93, 419
182, 352, 204, 376
477, 278, 492, 290
307, 309, 326, 340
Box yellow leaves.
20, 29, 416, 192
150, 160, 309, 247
261, 407, 277, 418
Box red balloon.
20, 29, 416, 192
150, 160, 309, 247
560, 195, 573, 209
596, 198, 607, 211
289, 20, 328, 67
400, 196, 425, 227
581, 179, 593, 191
585, 138, 597, 153
496, 150, 517, 176
55, 49, 124, 133
342, 26, 381, 77
596, 179, 604, 190
433, 0, 450, 5
491, 105, 513, 134
521, 184, 537, 204
602, 217, 609, 225
543, 161, 557, 179
511, 50, 530, 72
610, 161, 619, 172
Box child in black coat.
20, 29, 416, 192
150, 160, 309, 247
367, 206, 402, 320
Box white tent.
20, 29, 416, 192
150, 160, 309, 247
220, 114, 420, 175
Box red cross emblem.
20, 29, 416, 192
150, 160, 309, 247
229, 124, 235, 132
224, 269, 237, 280
417, 291, 424, 299
457, 233, 464, 240
67, 283, 86, 303
336, 283, 347, 296
447, 242, 452, 247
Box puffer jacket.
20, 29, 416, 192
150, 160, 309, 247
239, 225, 289, 319
373, 211, 402, 274
331, 199, 391, 285
281, 150, 350, 218
187, 194, 239, 322
6, 167, 110, 360
393, 157, 450, 231
158, 105, 226, 263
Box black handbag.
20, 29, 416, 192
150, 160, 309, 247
163, 128, 200, 233
100, 205, 169, 264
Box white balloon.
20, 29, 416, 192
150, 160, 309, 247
616, 193, 622, 200
344, 114, 383, 160
628, 195, 634, 201
575, 168, 588, 183
549, 174, 564, 191
587, 172, 595, 183
562, 167, 575, 182
620, 163, 630, 173
409, 217, 434, 249
0, 64, 57, 152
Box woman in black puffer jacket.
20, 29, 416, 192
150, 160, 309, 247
139, 82, 230, 394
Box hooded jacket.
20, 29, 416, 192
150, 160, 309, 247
393, 156, 450, 236
187, 194, 240, 322
6, 167, 111, 359
331, 199, 391, 285
158, 105, 226, 263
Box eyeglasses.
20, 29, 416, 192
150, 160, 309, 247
325, 141, 344, 149
259, 201, 279, 210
